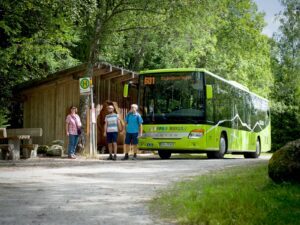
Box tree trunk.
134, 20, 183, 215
79, 17, 103, 153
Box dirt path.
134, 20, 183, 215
0, 155, 269, 225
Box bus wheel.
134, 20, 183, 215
158, 150, 172, 159
244, 139, 261, 158
207, 134, 227, 159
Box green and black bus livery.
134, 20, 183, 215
136, 68, 271, 159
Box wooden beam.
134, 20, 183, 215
100, 70, 129, 80
93, 68, 111, 77
111, 73, 138, 83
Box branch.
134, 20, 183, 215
104, 6, 163, 23
113, 25, 160, 32
114, 7, 162, 16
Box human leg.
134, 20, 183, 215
106, 133, 114, 160
68, 135, 73, 156
68, 135, 77, 158
113, 143, 117, 155
73, 135, 79, 156
122, 133, 132, 160
132, 133, 139, 159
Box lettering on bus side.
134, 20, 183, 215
152, 126, 187, 131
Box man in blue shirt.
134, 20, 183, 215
122, 104, 143, 160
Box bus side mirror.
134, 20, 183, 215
206, 85, 213, 99
123, 84, 129, 98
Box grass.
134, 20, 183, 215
150, 162, 300, 225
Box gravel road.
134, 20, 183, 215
0, 155, 269, 225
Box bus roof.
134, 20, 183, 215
139, 68, 268, 102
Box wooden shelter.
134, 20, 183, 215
15, 62, 138, 149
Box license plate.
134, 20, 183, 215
159, 142, 174, 147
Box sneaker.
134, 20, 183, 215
122, 153, 129, 160
107, 154, 113, 160
113, 154, 117, 161
68, 155, 76, 159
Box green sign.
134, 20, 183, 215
79, 77, 91, 95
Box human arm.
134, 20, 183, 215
117, 118, 123, 133
138, 115, 143, 137
139, 124, 143, 137
66, 123, 69, 136
66, 115, 70, 136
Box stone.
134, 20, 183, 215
268, 139, 300, 183
47, 145, 64, 157
51, 140, 64, 146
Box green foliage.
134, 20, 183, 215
0, 0, 81, 115
94, 0, 272, 98
0, 109, 8, 128
270, 0, 300, 150
150, 163, 300, 225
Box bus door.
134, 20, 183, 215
230, 103, 240, 150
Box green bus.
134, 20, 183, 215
131, 68, 271, 159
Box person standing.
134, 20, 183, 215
103, 105, 122, 160
66, 106, 82, 159
123, 104, 143, 160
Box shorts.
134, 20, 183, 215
125, 133, 139, 145
106, 132, 118, 143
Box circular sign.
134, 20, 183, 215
80, 78, 90, 89
79, 77, 91, 95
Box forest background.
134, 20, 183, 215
0, 0, 299, 150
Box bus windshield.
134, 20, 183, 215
139, 72, 205, 124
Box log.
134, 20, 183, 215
6, 128, 43, 137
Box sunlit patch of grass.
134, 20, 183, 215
150, 163, 300, 225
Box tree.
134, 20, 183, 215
77, 0, 168, 151
0, 0, 83, 126
271, 0, 300, 150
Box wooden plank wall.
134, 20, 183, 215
94, 76, 137, 118
22, 74, 137, 147
23, 77, 79, 146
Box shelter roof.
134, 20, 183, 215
15, 62, 138, 91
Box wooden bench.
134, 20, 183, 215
20, 144, 39, 158
0, 128, 43, 160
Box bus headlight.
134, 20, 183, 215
188, 129, 205, 139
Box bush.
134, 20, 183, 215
37, 145, 49, 154
0, 109, 8, 128
268, 139, 300, 183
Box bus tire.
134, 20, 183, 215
244, 139, 261, 158
207, 134, 227, 159
158, 150, 172, 159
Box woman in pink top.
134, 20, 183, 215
66, 106, 82, 159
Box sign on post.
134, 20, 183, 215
79, 77, 91, 95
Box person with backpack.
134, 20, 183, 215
122, 104, 143, 160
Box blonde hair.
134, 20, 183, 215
131, 104, 138, 110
